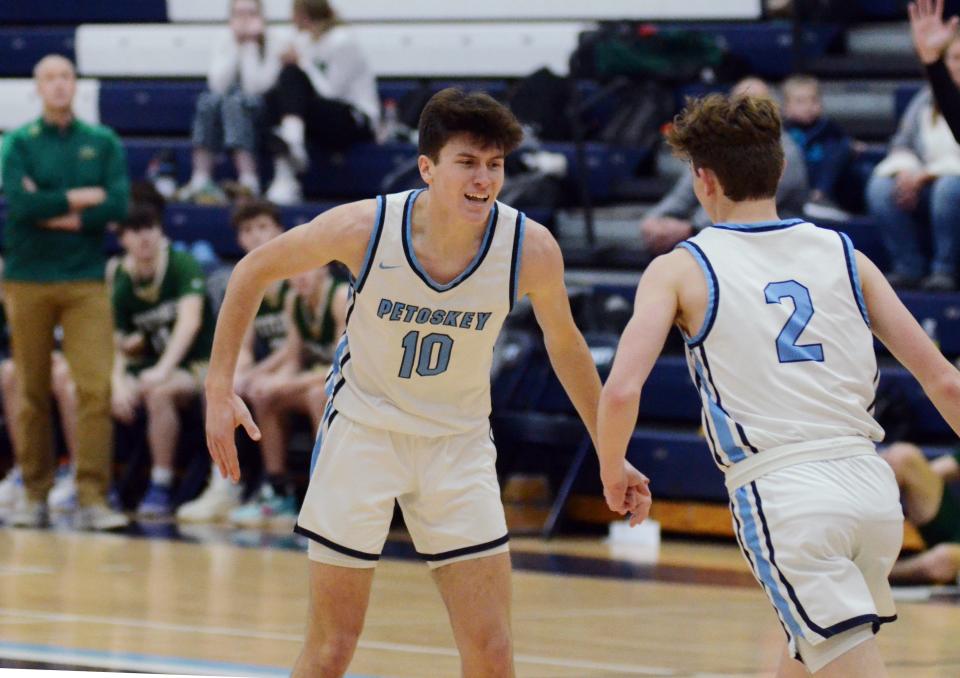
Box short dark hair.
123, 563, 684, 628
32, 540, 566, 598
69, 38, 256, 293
418, 88, 524, 162
117, 203, 162, 234
666, 94, 783, 201
230, 200, 282, 231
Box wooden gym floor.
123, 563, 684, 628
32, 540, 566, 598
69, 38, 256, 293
0, 525, 958, 677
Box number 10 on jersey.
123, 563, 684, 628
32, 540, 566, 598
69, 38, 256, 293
399, 331, 454, 378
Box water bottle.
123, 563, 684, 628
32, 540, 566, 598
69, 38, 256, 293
377, 99, 400, 144
147, 150, 178, 200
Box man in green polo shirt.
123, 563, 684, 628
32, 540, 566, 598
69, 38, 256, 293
1, 55, 129, 530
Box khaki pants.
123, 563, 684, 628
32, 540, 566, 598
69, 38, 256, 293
5, 281, 114, 507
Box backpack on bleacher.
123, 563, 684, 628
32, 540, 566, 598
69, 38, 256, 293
506, 68, 573, 142
596, 81, 674, 150
571, 23, 724, 82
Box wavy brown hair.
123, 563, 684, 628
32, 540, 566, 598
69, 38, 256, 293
666, 94, 784, 201
418, 88, 524, 161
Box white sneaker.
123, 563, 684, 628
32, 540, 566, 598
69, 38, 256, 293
265, 175, 303, 206
176, 476, 242, 523
8, 499, 49, 528
75, 503, 130, 531
0, 466, 24, 514
48, 467, 77, 514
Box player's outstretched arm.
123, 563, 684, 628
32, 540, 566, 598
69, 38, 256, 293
519, 222, 602, 444
205, 199, 376, 482
857, 250, 960, 437
597, 253, 685, 521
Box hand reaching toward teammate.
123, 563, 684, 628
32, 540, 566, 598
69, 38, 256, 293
205, 390, 261, 482
909, 0, 959, 65
601, 460, 652, 527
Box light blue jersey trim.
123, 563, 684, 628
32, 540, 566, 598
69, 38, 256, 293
404, 188, 498, 291
676, 241, 718, 347
733, 487, 804, 640
712, 218, 805, 232
838, 231, 870, 327
692, 354, 746, 464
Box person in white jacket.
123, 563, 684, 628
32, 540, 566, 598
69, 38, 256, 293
262, 0, 380, 205
865, 35, 960, 292
181, 0, 281, 203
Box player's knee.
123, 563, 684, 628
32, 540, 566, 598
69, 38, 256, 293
882, 443, 925, 479
307, 629, 361, 674
461, 624, 512, 670
923, 544, 960, 584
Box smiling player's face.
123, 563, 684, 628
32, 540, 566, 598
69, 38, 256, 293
421, 134, 505, 224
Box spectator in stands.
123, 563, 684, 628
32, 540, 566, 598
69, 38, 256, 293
0, 54, 129, 531
910, 0, 960, 143
638, 77, 808, 255
180, 0, 280, 204
263, 0, 379, 204
177, 200, 290, 522
111, 204, 216, 518
229, 264, 347, 528
782, 74, 857, 221
865, 35, 960, 292
882, 442, 960, 584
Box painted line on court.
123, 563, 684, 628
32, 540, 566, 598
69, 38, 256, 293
0, 640, 298, 677
0, 608, 681, 675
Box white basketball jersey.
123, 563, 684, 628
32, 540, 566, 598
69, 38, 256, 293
326, 189, 526, 437
678, 219, 884, 486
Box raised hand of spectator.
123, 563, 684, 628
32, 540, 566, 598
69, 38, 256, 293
894, 169, 930, 210
66, 187, 107, 212
909, 0, 959, 65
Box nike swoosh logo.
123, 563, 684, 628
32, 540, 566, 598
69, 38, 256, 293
378, 262, 402, 270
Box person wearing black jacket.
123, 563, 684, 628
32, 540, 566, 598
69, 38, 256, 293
911, 0, 960, 139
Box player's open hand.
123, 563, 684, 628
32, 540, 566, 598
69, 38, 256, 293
909, 0, 959, 64
205, 391, 261, 483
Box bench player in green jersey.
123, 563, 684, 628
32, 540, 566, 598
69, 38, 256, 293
178, 200, 294, 523
110, 204, 216, 518
230, 263, 347, 528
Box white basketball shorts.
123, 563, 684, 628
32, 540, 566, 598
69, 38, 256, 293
294, 411, 509, 569
728, 453, 903, 670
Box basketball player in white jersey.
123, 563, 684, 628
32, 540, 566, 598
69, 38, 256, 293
598, 94, 960, 677
204, 88, 649, 677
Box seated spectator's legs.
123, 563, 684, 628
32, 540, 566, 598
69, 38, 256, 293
60, 282, 115, 509
50, 352, 78, 462
303, 95, 374, 152
928, 175, 960, 282
882, 443, 960, 584
865, 174, 927, 284
183, 91, 227, 202
249, 367, 327, 481
221, 88, 262, 197
141, 368, 201, 477
811, 137, 853, 201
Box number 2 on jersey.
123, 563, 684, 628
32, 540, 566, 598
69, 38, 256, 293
399, 331, 453, 378
764, 281, 824, 363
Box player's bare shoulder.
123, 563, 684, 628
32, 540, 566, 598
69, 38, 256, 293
301, 198, 379, 277
516, 219, 564, 298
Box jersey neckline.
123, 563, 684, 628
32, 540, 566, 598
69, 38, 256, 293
400, 188, 499, 293
711, 218, 806, 233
